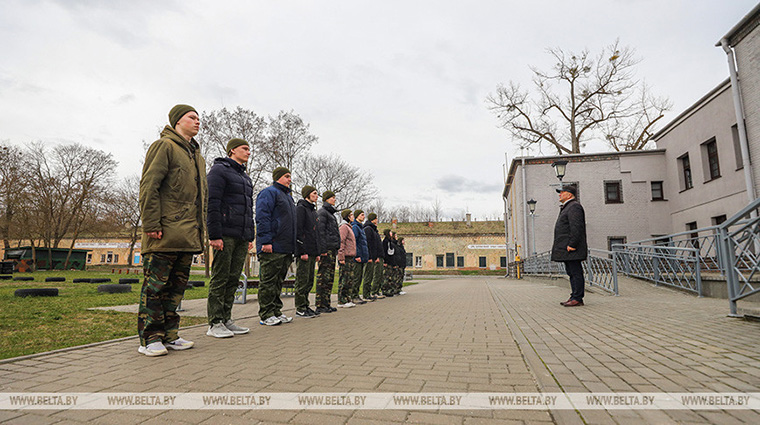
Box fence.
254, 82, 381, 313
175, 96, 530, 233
625, 227, 722, 274
717, 198, 760, 316
612, 244, 702, 295
521, 250, 618, 295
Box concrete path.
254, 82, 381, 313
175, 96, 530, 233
1, 276, 759, 424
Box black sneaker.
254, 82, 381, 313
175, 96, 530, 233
296, 309, 316, 318
315, 306, 331, 314
329, 306, 337, 312
308, 307, 320, 316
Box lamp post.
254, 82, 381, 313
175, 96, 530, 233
552, 160, 568, 190
527, 199, 537, 255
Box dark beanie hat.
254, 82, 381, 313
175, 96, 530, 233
322, 190, 335, 201
383, 229, 391, 237
272, 166, 291, 181
341, 209, 352, 221
226, 138, 248, 155
169, 104, 197, 128
398, 237, 404, 243
367, 212, 377, 221
301, 185, 317, 199
354, 209, 364, 218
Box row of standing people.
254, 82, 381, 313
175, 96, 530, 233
135, 104, 408, 356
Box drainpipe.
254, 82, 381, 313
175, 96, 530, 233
720, 39, 756, 203
521, 157, 529, 257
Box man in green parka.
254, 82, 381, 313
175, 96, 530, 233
137, 104, 208, 356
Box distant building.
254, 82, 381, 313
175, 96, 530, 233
3, 246, 89, 271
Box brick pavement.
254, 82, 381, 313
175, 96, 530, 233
1, 276, 759, 424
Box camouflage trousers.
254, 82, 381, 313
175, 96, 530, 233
362, 260, 380, 298
258, 252, 292, 321
315, 250, 337, 309
338, 256, 356, 304
138, 252, 193, 346
369, 259, 384, 296
382, 263, 394, 295
352, 261, 365, 299
207, 236, 248, 325
295, 256, 317, 311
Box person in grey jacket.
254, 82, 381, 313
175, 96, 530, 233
550, 185, 588, 307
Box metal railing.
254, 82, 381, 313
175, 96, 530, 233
717, 197, 760, 316
626, 227, 723, 274
521, 250, 618, 295
612, 243, 702, 295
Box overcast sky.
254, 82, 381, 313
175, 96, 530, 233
1, 0, 757, 219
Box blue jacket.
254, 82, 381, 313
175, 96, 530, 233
352, 220, 369, 263
206, 157, 255, 241
255, 182, 297, 254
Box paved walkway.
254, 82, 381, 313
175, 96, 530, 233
1, 276, 759, 424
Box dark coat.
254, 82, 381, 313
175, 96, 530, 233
206, 157, 255, 241
295, 199, 320, 256
551, 199, 588, 262
364, 222, 383, 261
396, 243, 407, 268
352, 220, 369, 263
383, 236, 396, 264
255, 182, 297, 254
316, 202, 340, 252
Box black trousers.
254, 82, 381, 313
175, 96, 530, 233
564, 260, 585, 301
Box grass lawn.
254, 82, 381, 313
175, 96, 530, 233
0, 269, 416, 360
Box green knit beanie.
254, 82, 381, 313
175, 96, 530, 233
341, 209, 352, 221
301, 185, 317, 199
354, 209, 364, 218
226, 138, 248, 155
383, 229, 391, 237
272, 166, 291, 181
398, 237, 404, 243
322, 190, 335, 201
367, 212, 377, 222
169, 104, 197, 128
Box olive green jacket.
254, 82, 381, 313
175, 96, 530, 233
139, 125, 208, 254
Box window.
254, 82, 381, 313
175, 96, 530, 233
712, 215, 727, 226
686, 221, 700, 250
113, 254, 119, 264
106, 252, 113, 263
732, 124, 744, 170
702, 138, 721, 181
134, 253, 141, 264
406, 253, 413, 267
445, 253, 455, 268
456, 256, 464, 268
679, 154, 693, 191
604, 181, 623, 204
500, 256, 507, 268
414, 256, 422, 267
651, 181, 664, 201
100, 254, 106, 263
436, 255, 444, 268
478, 256, 487, 268
86, 253, 92, 264
608, 237, 627, 251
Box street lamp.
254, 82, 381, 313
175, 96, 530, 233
552, 159, 568, 191
527, 198, 537, 255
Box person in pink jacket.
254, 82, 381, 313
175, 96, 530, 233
337, 209, 357, 308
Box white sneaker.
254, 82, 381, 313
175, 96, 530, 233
338, 302, 355, 308
138, 341, 168, 357
165, 337, 194, 350
207, 322, 234, 338
224, 320, 250, 334
277, 314, 293, 324
260, 316, 282, 326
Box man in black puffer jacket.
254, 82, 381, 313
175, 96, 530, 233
295, 185, 321, 318
206, 138, 255, 338
314, 191, 340, 313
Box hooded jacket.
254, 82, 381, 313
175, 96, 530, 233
206, 157, 255, 241
352, 220, 369, 263
316, 202, 340, 252
396, 242, 407, 268
551, 198, 588, 262
338, 220, 357, 262
383, 236, 396, 265
139, 125, 207, 254
296, 199, 320, 256
255, 182, 297, 254
364, 221, 383, 261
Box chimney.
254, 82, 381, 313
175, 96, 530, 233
465, 213, 472, 227
392, 218, 398, 229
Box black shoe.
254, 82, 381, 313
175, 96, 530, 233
308, 307, 320, 316
330, 306, 337, 312
296, 310, 312, 318
315, 307, 331, 314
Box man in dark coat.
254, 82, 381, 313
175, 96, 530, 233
315, 191, 340, 313
550, 185, 588, 307
255, 167, 297, 325
206, 138, 255, 338
363, 213, 383, 300
382, 229, 396, 297
351, 209, 369, 304
295, 185, 321, 318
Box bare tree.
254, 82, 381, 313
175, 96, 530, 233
431, 197, 443, 222
264, 110, 318, 172
487, 40, 671, 154
0, 142, 26, 248
296, 153, 378, 210
109, 175, 141, 266
366, 198, 386, 222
